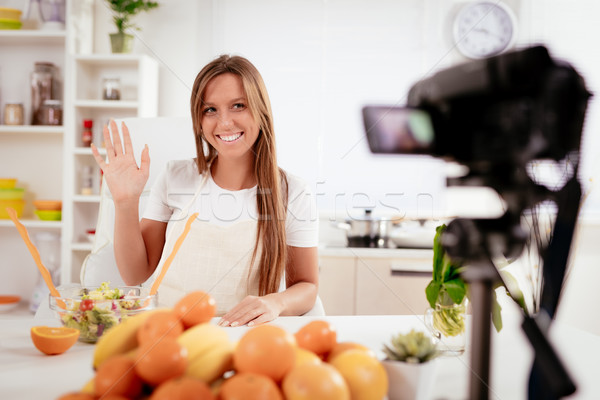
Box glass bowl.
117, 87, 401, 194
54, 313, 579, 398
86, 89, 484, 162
49, 284, 158, 343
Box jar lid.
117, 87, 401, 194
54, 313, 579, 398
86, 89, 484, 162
43, 99, 62, 105
83, 119, 93, 128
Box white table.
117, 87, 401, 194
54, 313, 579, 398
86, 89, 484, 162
1, 306, 599, 399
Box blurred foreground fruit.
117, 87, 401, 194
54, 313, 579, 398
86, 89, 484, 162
136, 337, 188, 386
94, 355, 143, 398
326, 341, 376, 362
329, 349, 388, 400
294, 346, 322, 367
150, 376, 215, 400
30, 326, 79, 355
137, 309, 184, 345
219, 372, 283, 400
294, 320, 337, 357
233, 325, 296, 382
174, 291, 216, 328
93, 308, 160, 369
282, 363, 350, 400
56, 393, 95, 400
177, 323, 234, 383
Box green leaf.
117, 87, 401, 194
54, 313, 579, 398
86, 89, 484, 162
431, 224, 446, 282
499, 270, 529, 316
491, 290, 503, 332
443, 279, 466, 305
425, 281, 441, 309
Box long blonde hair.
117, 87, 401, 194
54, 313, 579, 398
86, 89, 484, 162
190, 55, 288, 296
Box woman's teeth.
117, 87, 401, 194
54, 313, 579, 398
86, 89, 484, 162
219, 133, 242, 142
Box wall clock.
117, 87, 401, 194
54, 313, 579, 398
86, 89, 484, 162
453, 1, 517, 59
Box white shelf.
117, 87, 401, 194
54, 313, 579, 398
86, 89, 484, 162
74, 100, 139, 109
0, 126, 64, 135
73, 147, 106, 156
75, 54, 151, 66
0, 219, 62, 229
71, 242, 93, 251
0, 30, 66, 45
73, 195, 101, 203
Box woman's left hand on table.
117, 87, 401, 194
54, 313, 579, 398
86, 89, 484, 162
218, 294, 283, 327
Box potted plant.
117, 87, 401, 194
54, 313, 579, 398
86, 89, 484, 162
382, 329, 440, 400
104, 0, 160, 53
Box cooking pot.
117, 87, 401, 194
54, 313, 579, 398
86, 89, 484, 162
334, 210, 395, 248
389, 219, 443, 249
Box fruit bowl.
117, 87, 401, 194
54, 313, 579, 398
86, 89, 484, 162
49, 283, 158, 343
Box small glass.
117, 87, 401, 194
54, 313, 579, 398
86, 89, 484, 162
102, 77, 121, 100
3, 103, 25, 125
425, 298, 468, 355
39, 99, 62, 125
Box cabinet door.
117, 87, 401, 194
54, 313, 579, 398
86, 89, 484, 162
356, 257, 431, 315
318, 256, 356, 315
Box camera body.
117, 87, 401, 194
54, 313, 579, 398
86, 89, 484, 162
364, 46, 590, 171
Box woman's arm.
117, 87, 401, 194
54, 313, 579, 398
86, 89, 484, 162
218, 246, 319, 327
92, 120, 165, 285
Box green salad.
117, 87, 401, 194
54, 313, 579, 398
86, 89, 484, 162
60, 282, 143, 342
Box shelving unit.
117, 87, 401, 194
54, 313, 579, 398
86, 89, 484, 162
63, 53, 158, 283
0, 1, 158, 299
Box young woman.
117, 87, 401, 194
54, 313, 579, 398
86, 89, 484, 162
92, 55, 319, 327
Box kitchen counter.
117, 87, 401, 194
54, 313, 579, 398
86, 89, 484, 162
319, 246, 433, 273
1, 303, 599, 399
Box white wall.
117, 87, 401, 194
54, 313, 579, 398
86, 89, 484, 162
91, 0, 600, 221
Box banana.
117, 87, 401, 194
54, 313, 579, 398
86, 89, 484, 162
92, 308, 163, 369
186, 340, 235, 383
176, 322, 231, 361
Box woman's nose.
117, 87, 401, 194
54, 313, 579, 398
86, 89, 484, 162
217, 111, 234, 128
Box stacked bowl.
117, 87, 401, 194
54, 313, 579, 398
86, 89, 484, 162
0, 178, 25, 219
34, 200, 62, 221
0, 7, 22, 30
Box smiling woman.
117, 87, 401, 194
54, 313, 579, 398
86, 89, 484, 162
91, 54, 320, 328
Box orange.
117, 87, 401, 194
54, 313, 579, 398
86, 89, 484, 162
137, 309, 184, 345
56, 393, 95, 400
294, 320, 337, 357
30, 326, 79, 355
329, 349, 388, 400
219, 372, 283, 400
150, 376, 215, 400
326, 341, 376, 362
233, 325, 296, 382
135, 337, 188, 386
282, 363, 350, 400
294, 346, 322, 367
94, 354, 143, 398
173, 291, 216, 328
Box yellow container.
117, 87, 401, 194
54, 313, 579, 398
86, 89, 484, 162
0, 7, 22, 20
0, 199, 25, 219
35, 210, 62, 221
0, 178, 17, 189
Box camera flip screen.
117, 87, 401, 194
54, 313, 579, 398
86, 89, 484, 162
362, 106, 435, 154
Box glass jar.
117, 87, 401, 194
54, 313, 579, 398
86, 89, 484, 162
31, 62, 55, 125
82, 119, 93, 147
3, 103, 25, 125
39, 99, 62, 125
102, 77, 121, 100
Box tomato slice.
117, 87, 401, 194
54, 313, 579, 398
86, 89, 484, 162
79, 299, 94, 311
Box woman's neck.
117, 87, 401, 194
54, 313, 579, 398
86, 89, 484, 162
210, 156, 257, 190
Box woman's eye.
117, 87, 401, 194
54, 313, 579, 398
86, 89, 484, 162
203, 107, 216, 114
233, 103, 246, 110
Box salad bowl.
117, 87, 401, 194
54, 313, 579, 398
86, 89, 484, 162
49, 283, 157, 343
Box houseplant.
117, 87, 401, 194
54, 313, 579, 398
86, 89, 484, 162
104, 0, 160, 53
382, 329, 440, 400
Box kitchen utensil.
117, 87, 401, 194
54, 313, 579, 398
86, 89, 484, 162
334, 209, 396, 248
0, 295, 21, 313
34, 210, 62, 221
0, 178, 17, 189
0, 199, 25, 218
50, 284, 157, 342
33, 199, 62, 211
149, 213, 198, 296
5, 208, 62, 303
0, 187, 25, 199
390, 219, 439, 249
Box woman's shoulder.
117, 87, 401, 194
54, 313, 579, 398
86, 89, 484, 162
282, 170, 312, 193
162, 159, 203, 186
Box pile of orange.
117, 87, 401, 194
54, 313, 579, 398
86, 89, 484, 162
55, 293, 388, 400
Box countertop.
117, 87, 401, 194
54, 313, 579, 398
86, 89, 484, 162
1, 304, 599, 399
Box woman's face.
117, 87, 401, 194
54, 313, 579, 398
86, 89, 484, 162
200, 72, 260, 162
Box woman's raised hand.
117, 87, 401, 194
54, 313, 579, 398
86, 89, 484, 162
91, 120, 150, 204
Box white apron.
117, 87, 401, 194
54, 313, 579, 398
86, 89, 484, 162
155, 171, 261, 316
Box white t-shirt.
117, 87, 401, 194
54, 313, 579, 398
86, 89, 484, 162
143, 159, 319, 247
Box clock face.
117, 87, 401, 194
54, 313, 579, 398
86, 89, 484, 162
453, 1, 517, 59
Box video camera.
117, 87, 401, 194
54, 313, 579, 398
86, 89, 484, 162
363, 45, 591, 399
